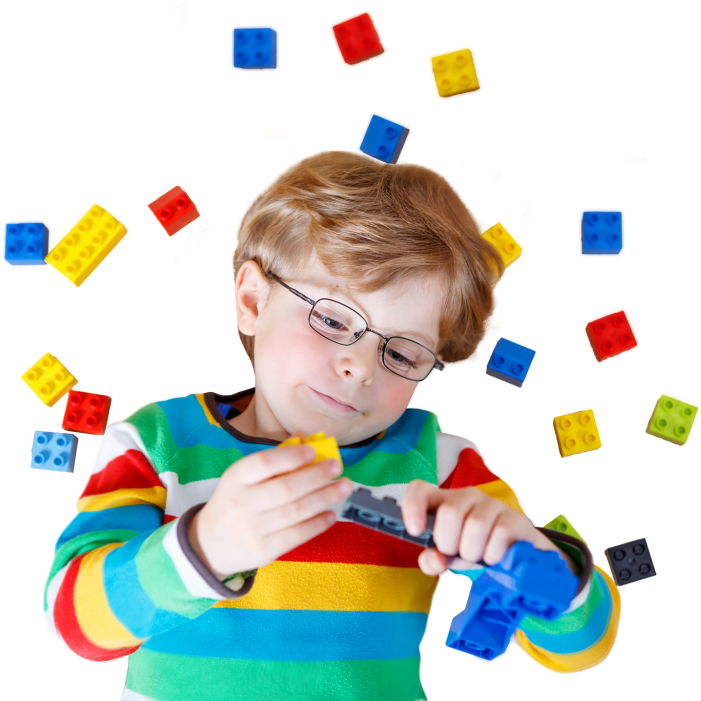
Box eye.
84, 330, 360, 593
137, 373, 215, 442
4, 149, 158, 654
386, 347, 418, 369
311, 309, 348, 332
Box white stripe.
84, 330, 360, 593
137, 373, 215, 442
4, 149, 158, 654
120, 687, 159, 701
160, 471, 219, 518
436, 432, 481, 485
563, 570, 592, 614
90, 421, 157, 476
45, 563, 70, 645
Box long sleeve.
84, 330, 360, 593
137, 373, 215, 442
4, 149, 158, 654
435, 433, 621, 672
42, 406, 254, 662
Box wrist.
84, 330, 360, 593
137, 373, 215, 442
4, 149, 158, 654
187, 510, 229, 581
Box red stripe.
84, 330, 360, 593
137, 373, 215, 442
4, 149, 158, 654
81, 449, 162, 498
163, 514, 177, 525
439, 447, 499, 489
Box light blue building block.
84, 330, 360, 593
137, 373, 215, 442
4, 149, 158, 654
360, 114, 409, 164
31, 431, 78, 473
582, 212, 622, 254
5, 223, 49, 265
233, 28, 277, 68
486, 338, 536, 388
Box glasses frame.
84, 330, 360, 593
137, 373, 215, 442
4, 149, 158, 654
265, 270, 445, 382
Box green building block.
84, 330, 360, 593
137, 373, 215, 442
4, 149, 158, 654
544, 514, 586, 544
646, 395, 697, 446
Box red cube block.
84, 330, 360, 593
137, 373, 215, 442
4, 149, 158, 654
586, 311, 637, 362
62, 390, 112, 435
148, 186, 200, 236
332, 13, 384, 65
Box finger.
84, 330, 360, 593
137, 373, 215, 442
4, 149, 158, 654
264, 509, 338, 561
418, 548, 450, 576
483, 511, 530, 566
402, 480, 442, 536
238, 444, 318, 487
430, 487, 484, 556
457, 497, 506, 563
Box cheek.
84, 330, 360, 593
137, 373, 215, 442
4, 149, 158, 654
375, 378, 415, 414
257, 315, 328, 377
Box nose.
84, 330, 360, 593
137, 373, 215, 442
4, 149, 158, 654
335, 331, 382, 380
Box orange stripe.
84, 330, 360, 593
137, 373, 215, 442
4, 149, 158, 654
77, 486, 166, 512
195, 393, 219, 426
474, 478, 525, 514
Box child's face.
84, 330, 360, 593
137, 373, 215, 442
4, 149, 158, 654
235, 257, 444, 446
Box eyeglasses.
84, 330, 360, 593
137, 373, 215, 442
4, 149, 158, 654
265, 270, 445, 382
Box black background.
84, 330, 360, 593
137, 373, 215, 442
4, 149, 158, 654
8, 2, 668, 699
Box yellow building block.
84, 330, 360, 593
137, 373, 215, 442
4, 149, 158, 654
553, 410, 602, 458
482, 223, 522, 268
431, 49, 480, 97
45, 204, 127, 287
278, 432, 342, 466
643, 392, 701, 448
22, 352, 78, 407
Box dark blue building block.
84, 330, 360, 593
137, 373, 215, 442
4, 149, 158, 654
233, 28, 277, 68
31, 431, 78, 473
342, 487, 488, 565
582, 212, 622, 254
5, 223, 49, 265
486, 338, 536, 388
360, 115, 409, 164
605, 537, 656, 586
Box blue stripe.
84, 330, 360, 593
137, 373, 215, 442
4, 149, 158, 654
141, 608, 428, 660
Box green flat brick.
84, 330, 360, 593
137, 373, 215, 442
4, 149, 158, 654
544, 514, 586, 544
646, 395, 697, 446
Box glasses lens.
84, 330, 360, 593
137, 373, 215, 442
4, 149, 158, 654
309, 300, 436, 382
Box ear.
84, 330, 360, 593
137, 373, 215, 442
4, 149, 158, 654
235, 260, 270, 336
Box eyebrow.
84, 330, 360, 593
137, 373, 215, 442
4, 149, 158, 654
315, 282, 437, 350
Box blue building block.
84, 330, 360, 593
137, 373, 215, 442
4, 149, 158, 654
360, 115, 409, 164
31, 431, 78, 473
5, 223, 49, 265
233, 28, 277, 68
343, 488, 578, 662
486, 338, 536, 388
447, 542, 578, 661
582, 212, 622, 254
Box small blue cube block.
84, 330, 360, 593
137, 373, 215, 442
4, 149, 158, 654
5, 223, 49, 265
486, 338, 536, 388
31, 431, 78, 473
582, 212, 622, 254
233, 28, 277, 68
360, 115, 410, 164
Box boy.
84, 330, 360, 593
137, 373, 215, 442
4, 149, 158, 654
44, 151, 620, 701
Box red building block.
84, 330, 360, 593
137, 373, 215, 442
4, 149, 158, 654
586, 311, 637, 362
148, 186, 200, 236
62, 390, 112, 435
332, 13, 384, 65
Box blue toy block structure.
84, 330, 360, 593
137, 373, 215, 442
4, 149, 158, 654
233, 28, 277, 68
5, 223, 49, 265
486, 338, 536, 388
343, 488, 578, 662
360, 115, 409, 164
447, 542, 578, 661
31, 431, 78, 473
582, 212, 622, 254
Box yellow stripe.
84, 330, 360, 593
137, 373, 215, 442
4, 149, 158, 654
214, 560, 439, 612
516, 563, 623, 674
77, 486, 167, 512
196, 393, 219, 426
74, 543, 145, 649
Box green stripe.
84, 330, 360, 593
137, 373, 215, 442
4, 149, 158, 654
125, 403, 179, 471
126, 648, 427, 701
170, 443, 244, 484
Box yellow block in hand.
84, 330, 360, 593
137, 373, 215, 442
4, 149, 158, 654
278, 432, 342, 466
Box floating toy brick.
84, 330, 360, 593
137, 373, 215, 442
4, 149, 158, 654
62, 390, 112, 435
233, 28, 277, 68
553, 409, 601, 458
5, 223, 49, 264
332, 13, 384, 65
22, 352, 78, 407
586, 310, 637, 362
360, 114, 409, 164
31, 431, 78, 473
148, 186, 200, 236
278, 432, 342, 466
482, 223, 522, 268
605, 537, 656, 586
646, 395, 697, 446
582, 212, 622, 254
486, 338, 535, 388
431, 48, 480, 97
544, 514, 586, 544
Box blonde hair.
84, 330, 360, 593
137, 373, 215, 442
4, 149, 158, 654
233, 151, 504, 368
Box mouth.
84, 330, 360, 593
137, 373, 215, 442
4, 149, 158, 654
308, 386, 359, 414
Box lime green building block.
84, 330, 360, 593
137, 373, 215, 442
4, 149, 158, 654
646, 395, 697, 446
544, 514, 586, 544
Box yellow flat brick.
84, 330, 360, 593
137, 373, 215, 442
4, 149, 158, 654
45, 204, 127, 287
553, 410, 602, 458
22, 352, 78, 407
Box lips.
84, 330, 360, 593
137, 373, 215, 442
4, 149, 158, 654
309, 387, 357, 411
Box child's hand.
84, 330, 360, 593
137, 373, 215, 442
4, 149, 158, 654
401, 480, 575, 576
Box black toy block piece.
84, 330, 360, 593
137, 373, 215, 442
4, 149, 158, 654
343, 487, 487, 566
605, 537, 656, 586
